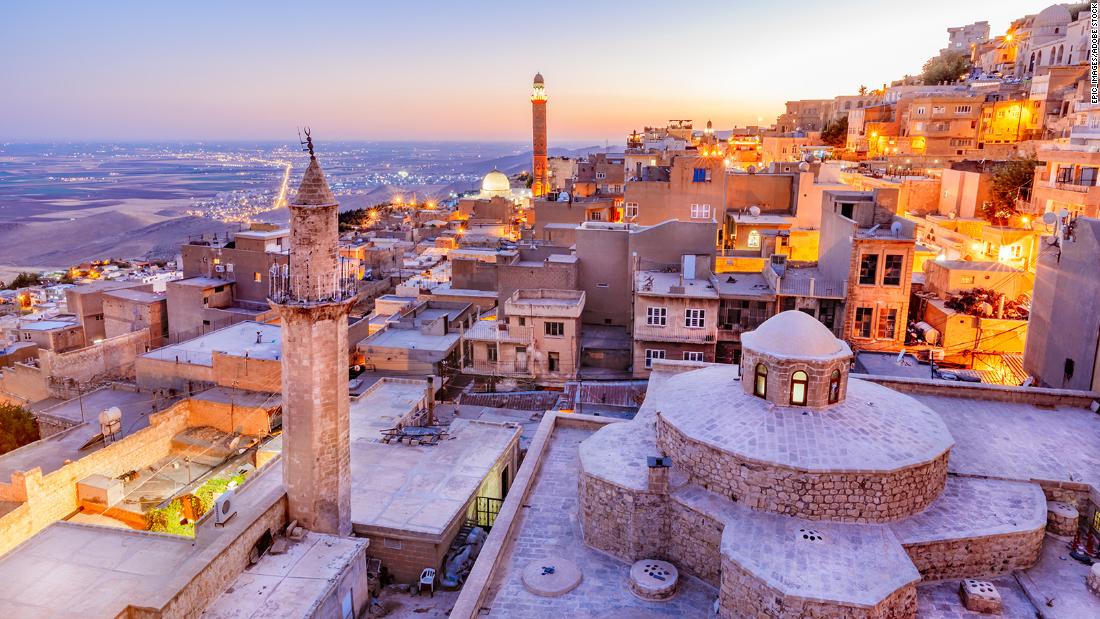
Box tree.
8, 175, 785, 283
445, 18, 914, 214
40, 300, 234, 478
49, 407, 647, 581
6, 272, 41, 290
0, 402, 40, 455
858, 85, 868, 96
984, 155, 1040, 222
921, 50, 972, 85
821, 116, 848, 148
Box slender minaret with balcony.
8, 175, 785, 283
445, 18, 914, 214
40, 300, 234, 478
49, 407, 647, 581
531, 72, 549, 197
269, 132, 355, 536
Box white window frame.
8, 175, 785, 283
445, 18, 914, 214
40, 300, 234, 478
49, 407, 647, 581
624, 202, 639, 219
955, 105, 972, 114
683, 351, 705, 362
646, 306, 668, 327
595, 171, 607, 180
684, 308, 706, 328
690, 203, 712, 219
644, 348, 666, 368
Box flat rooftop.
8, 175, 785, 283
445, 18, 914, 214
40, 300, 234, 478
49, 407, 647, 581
930, 260, 1024, 273
359, 325, 459, 353
0, 462, 286, 618
350, 417, 518, 538
349, 378, 428, 439
103, 288, 166, 304
142, 321, 281, 366
0, 387, 169, 479
17, 320, 78, 331
711, 272, 774, 298
171, 276, 234, 288
635, 271, 720, 299
203, 531, 367, 619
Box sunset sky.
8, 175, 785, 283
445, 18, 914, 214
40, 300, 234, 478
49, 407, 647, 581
2, 0, 1049, 143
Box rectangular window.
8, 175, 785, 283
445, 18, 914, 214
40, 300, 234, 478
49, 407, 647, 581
548, 352, 560, 372
487, 344, 498, 363
690, 203, 711, 219
932, 106, 946, 114
646, 306, 668, 326
858, 254, 879, 285
383, 538, 403, 550
883, 254, 904, 286
960, 275, 975, 285
692, 167, 709, 182
684, 308, 706, 328
683, 351, 705, 362
915, 106, 926, 116
955, 105, 972, 114
625, 202, 639, 218
1080, 167, 1098, 186
254, 271, 262, 283
854, 307, 874, 338
587, 211, 603, 221
595, 172, 607, 180
644, 348, 666, 368
878, 308, 898, 340
544, 321, 565, 337
1056, 166, 1074, 183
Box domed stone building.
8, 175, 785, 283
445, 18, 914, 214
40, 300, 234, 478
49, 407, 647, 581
478, 169, 513, 199
578, 311, 1047, 618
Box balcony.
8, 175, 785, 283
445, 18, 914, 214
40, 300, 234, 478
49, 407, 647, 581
633, 322, 716, 344
1054, 181, 1092, 193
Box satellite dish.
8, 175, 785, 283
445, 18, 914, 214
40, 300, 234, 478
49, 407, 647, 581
747, 165, 757, 174
748, 206, 761, 217
1042, 212, 1058, 226
1058, 208, 1070, 219
890, 221, 903, 237
803, 154, 816, 163
557, 192, 570, 202
798, 162, 810, 172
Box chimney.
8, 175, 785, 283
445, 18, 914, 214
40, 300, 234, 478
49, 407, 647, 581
646, 456, 671, 494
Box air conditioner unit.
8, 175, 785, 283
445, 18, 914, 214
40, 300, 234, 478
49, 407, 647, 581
214, 488, 237, 526
214, 265, 225, 273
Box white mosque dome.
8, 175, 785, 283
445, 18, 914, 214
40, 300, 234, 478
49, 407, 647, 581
741, 310, 850, 360
480, 170, 512, 197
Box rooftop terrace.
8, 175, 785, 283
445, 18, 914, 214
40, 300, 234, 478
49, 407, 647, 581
142, 321, 281, 366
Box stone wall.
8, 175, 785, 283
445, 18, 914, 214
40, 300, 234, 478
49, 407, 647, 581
740, 348, 850, 408
666, 496, 724, 587
719, 555, 917, 619
40, 329, 149, 385
577, 472, 668, 562
0, 362, 48, 407
854, 373, 1100, 409
210, 352, 280, 393
658, 416, 949, 523
900, 525, 1045, 581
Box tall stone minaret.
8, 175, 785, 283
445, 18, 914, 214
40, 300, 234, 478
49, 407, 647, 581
531, 72, 549, 197
269, 135, 355, 536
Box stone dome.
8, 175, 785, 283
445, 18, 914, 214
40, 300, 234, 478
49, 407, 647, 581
480, 170, 511, 198
1034, 4, 1071, 27
741, 310, 850, 360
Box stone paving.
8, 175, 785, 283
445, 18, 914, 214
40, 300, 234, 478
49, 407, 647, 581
916, 576, 1036, 618
1017, 534, 1100, 618
484, 426, 716, 618
912, 394, 1100, 488
891, 476, 1047, 545
654, 366, 953, 473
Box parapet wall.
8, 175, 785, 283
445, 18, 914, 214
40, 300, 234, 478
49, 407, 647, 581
0, 400, 190, 558
656, 414, 949, 523
901, 525, 1045, 581
854, 373, 1100, 409
40, 329, 149, 386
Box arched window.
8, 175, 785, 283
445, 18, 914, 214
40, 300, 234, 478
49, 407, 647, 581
753, 363, 768, 398
747, 230, 761, 249
828, 369, 841, 404
790, 370, 808, 406
1057, 45, 1064, 64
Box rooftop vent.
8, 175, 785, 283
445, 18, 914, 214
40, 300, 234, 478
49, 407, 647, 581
797, 528, 823, 542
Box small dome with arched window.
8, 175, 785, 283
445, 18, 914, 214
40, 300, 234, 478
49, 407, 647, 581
740, 310, 853, 408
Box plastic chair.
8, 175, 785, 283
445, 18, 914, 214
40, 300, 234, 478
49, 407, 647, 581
418, 567, 436, 597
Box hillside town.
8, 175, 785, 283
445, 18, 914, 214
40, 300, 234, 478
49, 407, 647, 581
2, 3, 1100, 619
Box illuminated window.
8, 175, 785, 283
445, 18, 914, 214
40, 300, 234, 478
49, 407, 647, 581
753, 363, 768, 398
828, 370, 841, 404
878, 309, 898, 340
790, 371, 808, 406
747, 230, 761, 249
254, 272, 262, 283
